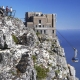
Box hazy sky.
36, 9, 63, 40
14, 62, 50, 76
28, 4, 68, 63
0, 0, 80, 29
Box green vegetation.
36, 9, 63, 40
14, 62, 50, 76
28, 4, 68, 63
52, 76, 57, 80
36, 32, 50, 43
10, 70, 17, 75
36, 32, 40, 36
7, 16, 13, 20
32, 55, 36, 63
50, 41, 55, 50
12, 34, 19, 44
51, 41, 56, 47
52, 41, 56, 45
39, 44, 43, 48
16, 18, 19, 20
34, 65, 49, 79
55, 70, 60, 76
48, 50, 53, 54
52, 66, 56, 69
48, 49, 55, 55
56, 64, 60, 67
11, 71, 16, 75
36, 42, 39, 46
63, 67, 67, 70
7, 16, 11, 19
36, 32, 43, 43
46, 39, 50, 41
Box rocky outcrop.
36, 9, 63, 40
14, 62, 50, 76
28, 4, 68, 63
0, 16, 79, 80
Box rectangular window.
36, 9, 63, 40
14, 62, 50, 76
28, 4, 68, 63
39, 20, 41, 23
39, 25, 41, 27
40, 30, 42, 34
44, 30, 46, 34
52, 30, 54, 33
37, 30, 38, 33
36, 14, 38, 16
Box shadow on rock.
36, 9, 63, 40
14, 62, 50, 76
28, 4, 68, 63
16, 54, 29, 73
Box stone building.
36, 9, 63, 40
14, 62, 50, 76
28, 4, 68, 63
25, 12, 56, 37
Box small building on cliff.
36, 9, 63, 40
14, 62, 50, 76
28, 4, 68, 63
25, 12, 56, 37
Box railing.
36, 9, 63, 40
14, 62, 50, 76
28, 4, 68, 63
0, 9, 16, 17
12, 10, 16, 17
35, 27, 56, 30
20, 18, 25, 20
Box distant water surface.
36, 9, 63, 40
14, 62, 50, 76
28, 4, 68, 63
57, 29, 80, 79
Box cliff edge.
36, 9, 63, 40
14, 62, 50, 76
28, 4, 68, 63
0, 16, 79, 80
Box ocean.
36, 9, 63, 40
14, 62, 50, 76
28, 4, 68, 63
57, 29, 80, 79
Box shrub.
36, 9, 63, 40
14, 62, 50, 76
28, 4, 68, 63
46, 39, 50, 41
32, 55, 36, 63
39, 44, 43, 48
9, 69, 17, 75
63, 67, 67, 70
48, 50, 54, 55
55, 70, 60, 76
36, 42, 39, 46
36, 32, 42, 42
52, 76, 57, 80
34, 65, 49, 79
52, 66, 56, 69
48, 50, 53, 54
11, 70, 17, 75
36, 32, 40, 36
12, 34, 19, 44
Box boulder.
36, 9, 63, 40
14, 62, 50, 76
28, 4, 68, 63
16, 54, 29, 73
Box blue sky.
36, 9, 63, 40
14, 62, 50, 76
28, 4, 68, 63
0, 0, 80, 29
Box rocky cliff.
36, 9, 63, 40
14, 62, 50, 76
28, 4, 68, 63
0, 16, 79, 80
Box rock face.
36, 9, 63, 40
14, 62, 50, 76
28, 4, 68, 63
0, 16, 79, 80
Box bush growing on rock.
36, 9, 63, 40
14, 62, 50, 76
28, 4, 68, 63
52, 66, 56, 69
36, 32, 43, 42
48, 50, 54, 55
36, 42, 39, 46
55, 70, 60, 76
12, 34, 19, 44
34, 65, 49, 79
36, 32, 40, 36
10, 69, 17, 75
32, 55, 36, 63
